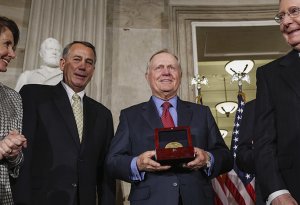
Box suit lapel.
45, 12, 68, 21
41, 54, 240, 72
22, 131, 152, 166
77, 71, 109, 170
177, 98, 193, 126
142, 98, 163, 130
53, 83, 80, 148
280, 50, 300, 99
81, 96, 96, 147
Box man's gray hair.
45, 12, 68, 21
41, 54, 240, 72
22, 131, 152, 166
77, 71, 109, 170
146, 49, 181, 74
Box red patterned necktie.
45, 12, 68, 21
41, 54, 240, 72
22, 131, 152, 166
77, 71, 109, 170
161, 101, 175, 128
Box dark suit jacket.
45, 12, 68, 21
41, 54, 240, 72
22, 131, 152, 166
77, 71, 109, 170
236, 100, 264, 205
106, 97, 233, 205
12, 83, 115, 205
255, 49, 300, 203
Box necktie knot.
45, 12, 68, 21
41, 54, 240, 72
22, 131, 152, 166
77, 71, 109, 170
162, 101, 171, 110
161, 101, 175, 128
72, 93, 81, 102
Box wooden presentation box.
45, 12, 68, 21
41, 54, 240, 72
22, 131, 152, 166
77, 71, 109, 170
154, 126, 195, 165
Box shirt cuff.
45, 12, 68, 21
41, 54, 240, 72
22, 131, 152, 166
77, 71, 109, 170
130, 157, 145, 181
266, 190, 290, 205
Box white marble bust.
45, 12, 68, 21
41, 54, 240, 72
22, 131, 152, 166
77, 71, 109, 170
15, 38, 63, 91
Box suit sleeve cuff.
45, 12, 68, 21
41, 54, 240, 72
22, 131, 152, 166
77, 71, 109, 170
266, 190, 290, 205
130, 157, 145, 181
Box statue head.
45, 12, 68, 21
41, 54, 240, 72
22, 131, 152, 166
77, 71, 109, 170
39, 37, 62, 68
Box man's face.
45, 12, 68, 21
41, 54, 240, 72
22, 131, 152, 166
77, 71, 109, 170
145, 52, 182, 100
60, 43, 95, 93
279, 0, 300, 50
41, 39, 62, 68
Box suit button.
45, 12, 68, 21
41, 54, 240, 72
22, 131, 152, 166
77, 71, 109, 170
72, 183, 77, 187
172, 182, 178, 187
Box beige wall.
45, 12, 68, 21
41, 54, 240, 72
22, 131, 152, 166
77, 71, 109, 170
107, 0, 169, 124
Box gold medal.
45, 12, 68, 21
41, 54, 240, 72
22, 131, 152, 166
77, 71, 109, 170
165, 141, 183, 148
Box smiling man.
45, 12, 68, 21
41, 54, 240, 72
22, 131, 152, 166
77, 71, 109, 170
12, 41, 115, 205
106, 49, 232, 205
254, 0, 300, 204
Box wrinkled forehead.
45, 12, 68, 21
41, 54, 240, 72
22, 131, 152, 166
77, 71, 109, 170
69, 44, 96, 60
150, 52, 179, 66
279, 0, 300, 11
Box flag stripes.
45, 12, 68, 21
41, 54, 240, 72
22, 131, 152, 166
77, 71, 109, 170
212, 93, 256, 205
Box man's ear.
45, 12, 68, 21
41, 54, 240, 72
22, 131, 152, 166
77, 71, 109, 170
145, 72, 150, 85
59, 58, 65, 71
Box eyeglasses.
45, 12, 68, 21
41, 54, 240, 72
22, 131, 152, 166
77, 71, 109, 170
274, 6, 300, 24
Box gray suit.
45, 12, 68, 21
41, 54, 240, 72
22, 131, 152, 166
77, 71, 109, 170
106, 97, 232, 205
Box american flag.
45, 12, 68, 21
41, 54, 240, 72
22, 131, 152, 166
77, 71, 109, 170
212, 174, 229, 205
212, 93, 256, 205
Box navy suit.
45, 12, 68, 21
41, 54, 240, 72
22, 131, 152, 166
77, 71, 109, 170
255, 49, 300, 202
12, 83, 115, 205
106, 97, 232, 205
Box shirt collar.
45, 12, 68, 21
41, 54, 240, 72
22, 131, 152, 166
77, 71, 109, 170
61, 81, 85, 103
152, 95, 177, 109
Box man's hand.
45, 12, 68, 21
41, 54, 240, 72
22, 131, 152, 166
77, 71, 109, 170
136, 150, 171, 172
184, 147, 209, 170
0, 130, 27, 160
271, 193, 298, 205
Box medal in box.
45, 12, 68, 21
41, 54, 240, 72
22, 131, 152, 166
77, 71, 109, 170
154, 126, 195, 165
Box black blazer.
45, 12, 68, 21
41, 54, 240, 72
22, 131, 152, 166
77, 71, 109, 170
12, 83, 115, 205
254, 49, 300, 202
106, 97, 233, 205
